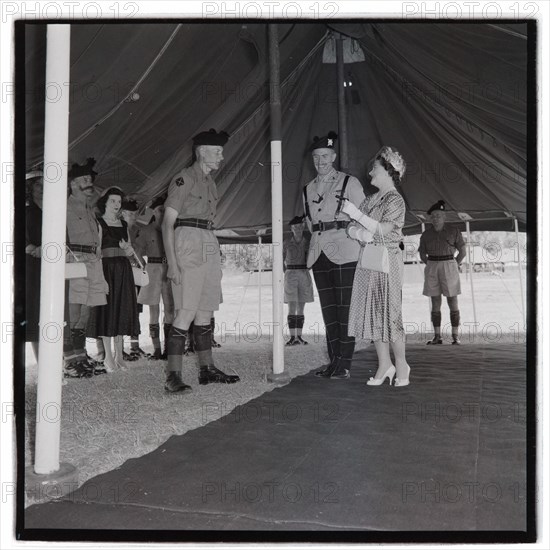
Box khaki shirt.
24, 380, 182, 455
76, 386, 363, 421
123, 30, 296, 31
165, 162, 217, 221
134, 224, 165, 258
66, 194, 102, 260
283, 234, 310, 267
419, 225, 465, 257
303, 169, 365, 266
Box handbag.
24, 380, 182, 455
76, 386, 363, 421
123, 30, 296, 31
359, 225, 389, 273
65, 247, 88, 279
131, 252, 150, 287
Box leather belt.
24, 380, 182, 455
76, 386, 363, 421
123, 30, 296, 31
311, 220, 350, 232
428, 255, 455, 261
286, 264, 307, 270
147, 256, 167, 264
102, 247, 128, 258
67, 244, 97, 254
174, 218, 214, 230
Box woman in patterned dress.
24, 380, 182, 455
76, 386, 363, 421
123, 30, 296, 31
341, 146, 411, 387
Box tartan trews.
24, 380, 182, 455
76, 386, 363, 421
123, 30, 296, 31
312, 252, 357, 369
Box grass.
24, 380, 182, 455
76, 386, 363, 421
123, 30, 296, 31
24, 338, 338, 507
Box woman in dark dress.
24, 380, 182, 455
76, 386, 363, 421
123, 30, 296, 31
25, 171, 44, 360
88, 187, 140, 371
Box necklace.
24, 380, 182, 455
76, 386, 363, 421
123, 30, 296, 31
103, 215, 120, 224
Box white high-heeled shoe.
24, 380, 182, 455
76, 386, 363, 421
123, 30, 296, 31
395, 364, 411, 387
366, 365, 396, 386
102, 357, 115, 373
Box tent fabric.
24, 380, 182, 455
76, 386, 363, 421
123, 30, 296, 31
23, 22, 528, 236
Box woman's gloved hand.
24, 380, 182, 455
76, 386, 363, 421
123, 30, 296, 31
341, 200, 363, 221
346, 224, 374, 244
341, 200, 379, 233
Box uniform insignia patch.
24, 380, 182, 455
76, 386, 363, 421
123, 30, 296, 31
175, 177, 185, 187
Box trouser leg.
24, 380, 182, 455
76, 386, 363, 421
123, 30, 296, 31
333, 260, 357, 370
312, 253, 340, 363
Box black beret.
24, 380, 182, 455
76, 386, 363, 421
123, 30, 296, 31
310, 131, 338, 152
150, 195, 166, 210
427, 200, 446, 215
122, 198, 139, 211
193, 128, 230, 147
289, 215, 305, 226
68, 157, 98, 180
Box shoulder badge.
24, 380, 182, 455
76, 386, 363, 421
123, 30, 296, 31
175, 177, 185, 187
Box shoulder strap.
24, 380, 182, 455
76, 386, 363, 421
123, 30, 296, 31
303, 186, 311, 221
335, 175, 350, 217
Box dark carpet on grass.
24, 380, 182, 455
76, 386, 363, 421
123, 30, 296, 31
24, 343, 527, 533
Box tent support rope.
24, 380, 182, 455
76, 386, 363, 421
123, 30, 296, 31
68, 24, 183, 150
232, 31, 330, 141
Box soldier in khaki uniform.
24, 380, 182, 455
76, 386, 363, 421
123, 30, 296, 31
302, 132, 366, 379
65, 158, 109, 378
162, 129, 239, 392
283, 215, 313, 345
135, 195, 174, 359
419, 200, 466, 345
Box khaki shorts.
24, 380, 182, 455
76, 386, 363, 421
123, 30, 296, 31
423, 260, 461, 297
284, 269, 314, 303
68, 254, 108, 306
171, 226, 222, 312
138, 263, 174, 309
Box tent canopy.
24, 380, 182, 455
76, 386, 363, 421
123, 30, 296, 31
23, 21, 528, 237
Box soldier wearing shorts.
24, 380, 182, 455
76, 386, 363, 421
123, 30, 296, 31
65, 158, 109, 377
284, 215, 314, 346
162, 129, 239, 392
135, 195, 174, 359
419, 200, 466, 345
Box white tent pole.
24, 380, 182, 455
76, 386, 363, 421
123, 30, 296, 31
514, 218, 525, 323
34, 25, 71, 475
421, 221, 431, 334
258, 235, 262, 329
465, 221, 478, 338
268, 24, 285, 379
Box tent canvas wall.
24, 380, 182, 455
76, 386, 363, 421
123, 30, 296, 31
21, 21, 530, 238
